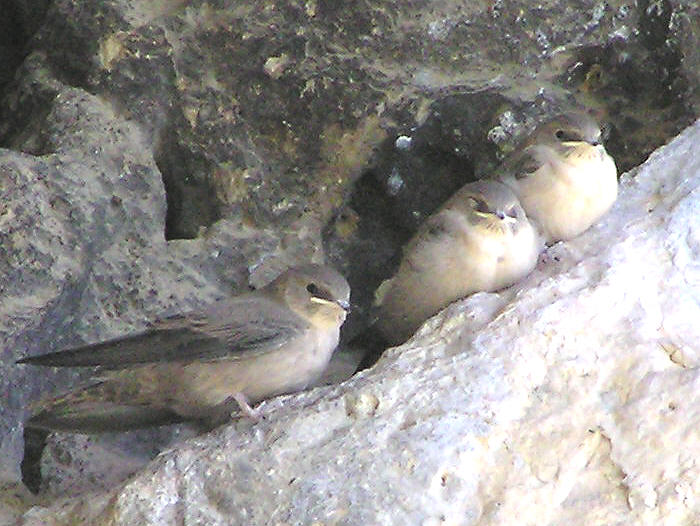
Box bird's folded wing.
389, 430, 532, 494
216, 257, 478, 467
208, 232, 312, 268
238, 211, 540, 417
500, 144, 546, 180
17, 295, 310, 368
403, 208, 462, 257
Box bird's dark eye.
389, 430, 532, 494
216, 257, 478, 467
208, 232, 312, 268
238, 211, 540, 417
555, 129, 581, 142
306, 283, 319, 295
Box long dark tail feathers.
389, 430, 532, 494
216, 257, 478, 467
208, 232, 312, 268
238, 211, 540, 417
21, 406, 184, 493
21, 427, 49, 494
25, 381, 185, 433
26, 405, 185, 434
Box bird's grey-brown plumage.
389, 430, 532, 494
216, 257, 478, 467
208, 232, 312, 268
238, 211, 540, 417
497, 112, 618, 244
19, 264, 350, 432
375, 180, 541, 345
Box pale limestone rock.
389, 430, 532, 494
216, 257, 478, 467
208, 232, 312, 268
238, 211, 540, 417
17, 120, 700, 525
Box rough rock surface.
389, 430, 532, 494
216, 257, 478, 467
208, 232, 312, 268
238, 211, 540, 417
14, 119, 700, 525
0, 0, 698, 522
0, 85, 314, 481
0, 0, 697, 345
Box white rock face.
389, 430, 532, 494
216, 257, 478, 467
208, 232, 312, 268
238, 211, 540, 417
18, 120, 700, 525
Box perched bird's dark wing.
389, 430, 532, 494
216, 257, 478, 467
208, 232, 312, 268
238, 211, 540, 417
402, 207, 464, 263
17, 295, 310, 369
501, 145, 544, 180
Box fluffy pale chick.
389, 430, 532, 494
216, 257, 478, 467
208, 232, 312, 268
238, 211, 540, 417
375, 180, 541, 345
18, 264, 350, 432
497, 112, 618, 244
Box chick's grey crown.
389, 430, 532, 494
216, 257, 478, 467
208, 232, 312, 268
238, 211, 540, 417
464, 181, 525, 220
538, 112, 604, 147
475, 180, 519, 204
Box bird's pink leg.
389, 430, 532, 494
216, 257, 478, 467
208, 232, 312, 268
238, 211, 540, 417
233, 392, 261, 421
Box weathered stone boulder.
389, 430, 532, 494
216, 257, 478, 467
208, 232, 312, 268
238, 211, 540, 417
0, 0, 698, 523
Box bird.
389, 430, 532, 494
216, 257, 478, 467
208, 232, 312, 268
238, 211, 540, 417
17, 264, 350, 433
374, 180, 541, 345
496, 112, 618, 244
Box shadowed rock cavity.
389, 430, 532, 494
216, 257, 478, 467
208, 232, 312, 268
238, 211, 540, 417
154, 127, 222, 240
561, 1, 697, 173
324, 91, 509, 337
0, 1, 51, 92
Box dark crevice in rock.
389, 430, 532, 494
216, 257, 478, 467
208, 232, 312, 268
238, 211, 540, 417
0, 1, 52, 93
0, 3, 29, 93
638, 0, 673, 50
326, 91, 506, 344
324, 169, 411, 341
564, 5, 697, 173
33, 1, 127, 91
0, 1, 52, 148
0, 74, 58, 153
155, 128, 222, 240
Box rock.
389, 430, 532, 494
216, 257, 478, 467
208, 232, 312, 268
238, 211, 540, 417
2, 0, 696, 334
14, 118, 700, 525
0, 0, 698, 518
0, 480, 38, 526
0, 81, 327, 489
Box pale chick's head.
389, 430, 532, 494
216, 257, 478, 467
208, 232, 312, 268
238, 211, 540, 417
269, 264, 351, 326
528, 112, 605, 150
455, 180, 530, 235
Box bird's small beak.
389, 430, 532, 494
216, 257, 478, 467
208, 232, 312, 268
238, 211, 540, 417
494, 211, 518, 223
337, 299, 352, 312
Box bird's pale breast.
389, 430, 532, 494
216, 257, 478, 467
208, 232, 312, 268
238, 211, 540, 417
517, 144, 617, 242
160, 325, 339, 418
